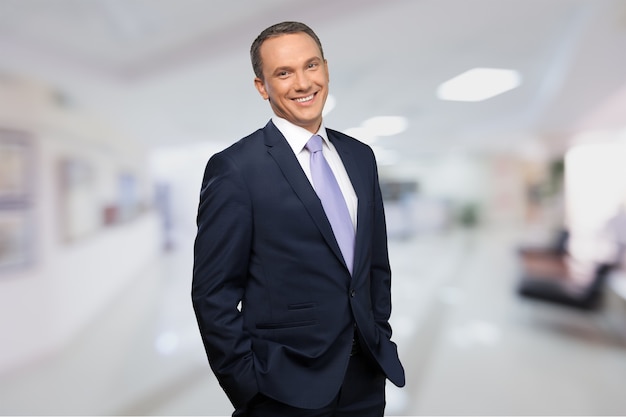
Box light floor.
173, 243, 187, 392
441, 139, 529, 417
1, 226, 626, 416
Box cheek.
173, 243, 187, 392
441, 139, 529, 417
316, 74, 329, 87
265, 83, 282, 99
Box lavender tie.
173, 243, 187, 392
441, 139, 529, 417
306, 135, 355, 274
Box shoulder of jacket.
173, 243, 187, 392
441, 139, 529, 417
218, 127, 265, 156
327, 127, 374, 156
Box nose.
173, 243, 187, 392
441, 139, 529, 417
293, 70, 312, 91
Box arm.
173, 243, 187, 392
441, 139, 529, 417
191, 152, 258, 408
369, 153, 394, 340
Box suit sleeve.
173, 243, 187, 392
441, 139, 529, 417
368, 150, 394, 340
191, 152, 258, 408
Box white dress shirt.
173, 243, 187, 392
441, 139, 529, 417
272, 116, 358, 231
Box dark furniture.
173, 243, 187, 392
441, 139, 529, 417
516, 229, 615, 310
517, 256, 613, 310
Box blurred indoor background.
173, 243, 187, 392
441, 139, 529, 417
1, 0, 626, 415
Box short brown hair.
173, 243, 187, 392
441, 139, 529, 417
250, 21, 325, 80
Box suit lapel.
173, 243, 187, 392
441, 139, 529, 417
263, 122, 347, 270
328, 130, 368, 279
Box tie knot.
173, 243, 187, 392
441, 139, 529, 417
305, 135, 323, 153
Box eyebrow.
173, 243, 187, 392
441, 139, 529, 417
306, 57, 322, 65
272, 57, 322, 74
273, 65, 293, 74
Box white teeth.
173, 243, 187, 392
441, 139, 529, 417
294, 94, 314, 103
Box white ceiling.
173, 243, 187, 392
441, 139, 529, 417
1, 0, 625, 166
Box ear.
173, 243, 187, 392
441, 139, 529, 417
254, 77, 269, 100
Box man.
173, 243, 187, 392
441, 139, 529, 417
192, 21, 405, 417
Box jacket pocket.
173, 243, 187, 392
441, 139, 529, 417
255, 320, 317, 330
287, 302, 316, 310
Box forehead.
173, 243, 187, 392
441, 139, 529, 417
259, 32, 322, 65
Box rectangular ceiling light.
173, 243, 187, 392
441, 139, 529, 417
437, 67, 522, 102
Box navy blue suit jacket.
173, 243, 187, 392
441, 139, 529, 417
192, 120, 405, 410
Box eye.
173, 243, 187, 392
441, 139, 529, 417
307, 62, 319, 69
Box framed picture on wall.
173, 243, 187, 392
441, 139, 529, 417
0, 129, 33, 273
0, 209, 31, 271
0, 129, 31, 205
58, 157, 99, 242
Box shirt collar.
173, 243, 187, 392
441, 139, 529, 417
272, 116, 329, 154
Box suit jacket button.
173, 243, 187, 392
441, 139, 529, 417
350, 289, 356, 297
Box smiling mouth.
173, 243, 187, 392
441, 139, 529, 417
293, 93, 315, 103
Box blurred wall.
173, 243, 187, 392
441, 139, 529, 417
0, 75, 161, 374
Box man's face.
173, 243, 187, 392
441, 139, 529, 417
254, 32, 329, 133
